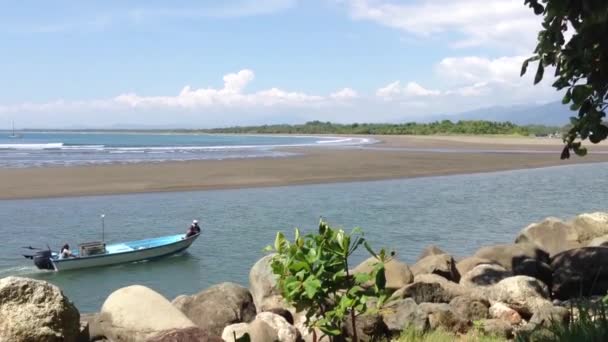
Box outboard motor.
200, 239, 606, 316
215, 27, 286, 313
33, 250, 55, 270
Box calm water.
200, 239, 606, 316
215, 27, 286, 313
1, 163, 607, 312
0, 132, 369, 167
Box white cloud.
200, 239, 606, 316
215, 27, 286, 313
330, 88, 358, 100
341, 0, 541, 51
437, 56, 526, 84
376, 81, 440, 99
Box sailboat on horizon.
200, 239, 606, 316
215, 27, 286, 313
8, 121, 22, 139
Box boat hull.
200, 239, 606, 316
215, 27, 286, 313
50, 234, 198, 271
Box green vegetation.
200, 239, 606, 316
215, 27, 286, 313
522, 0, 608, 158
397, 327, 505, 342
198, 120, 561, 136
266, 220, 389, 341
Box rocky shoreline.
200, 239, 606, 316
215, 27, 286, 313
2, 212, 608, 341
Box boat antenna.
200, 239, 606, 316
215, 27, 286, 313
101, 214, 105, 242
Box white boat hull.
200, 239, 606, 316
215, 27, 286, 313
50, 234, 198, 271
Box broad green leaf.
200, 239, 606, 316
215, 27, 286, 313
534, 62, 544, 84
363, 241, 379, 259
303, 276, 321, 299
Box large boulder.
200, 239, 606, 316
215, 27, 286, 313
99, 285, 196, 342
222, 312, 298, 342
485, 276, 551, 318
528, 305, 570, 328
146, 327, 222, 342
586, 234, 608, 247
222, 323, 249, 342
352, 256, 414, 291
551, 247, 608, 300
0, 276, 80, 342
392, 274, 471, 304
512, 258, 553, 288
249, 254, 289, 312
410, 254, 460, 282
427, 310, 471, 333
459, 264, 511, 288
571, 212, 608, 242
473, 243, 549, 271
478, 319, 513, 339
455, 257, 496, 277
417, 245, 447, 261
172, 282, 256, 336
449, 296, 489, 321
381, 298, 429, 334
515, 217, 582, 256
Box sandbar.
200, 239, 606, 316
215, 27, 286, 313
1, 135, 607, 200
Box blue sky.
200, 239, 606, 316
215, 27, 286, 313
0, 0, 562, 128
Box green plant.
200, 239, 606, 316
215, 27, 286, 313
266, 220, 389, 341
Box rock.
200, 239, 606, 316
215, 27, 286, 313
459, 264, 511, 288
172, 282, 256, 336
146, 327, 222, 342
265, 308, 294, 325
381, 298, 429, 334
427, 310, 470, 333
571, 212, 608, 242
473, 243, 549, 271
411, 254, 460, 282
449, 296, 489, 321
551, 247, 608, 300
222, 323, 249, 342
78, 321, 90, 342
249, 254, 289, 313
344, 313, 389, 342
486, 276, 551, 318
255, 312, 299, 342
99, 285, 196, 342
489, 302, 522, 325
418, 303, 451, 316
586, 234, 608, 247
0, 276, 80, 342
392, 274, 469, 304
417, 245, 447, 261
248, 319, 279, 342
515, 217, 582, 256
478, 319, 513, 339
455, 257, 496, 277
81, 313, 105, 341
352, 256, 414, 291
529, 304, 570, 328
512, 258, 553, 288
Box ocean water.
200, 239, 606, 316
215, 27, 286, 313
0, 132, 369, 167
0, 163, 607, 312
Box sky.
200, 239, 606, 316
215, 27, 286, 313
0, 0, 563, 128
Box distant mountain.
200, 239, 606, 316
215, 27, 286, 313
432, 101, 574, 126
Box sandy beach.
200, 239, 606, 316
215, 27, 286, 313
1, 135, 608, 200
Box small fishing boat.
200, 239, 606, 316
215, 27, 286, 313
8, 121, 22, 139
23, 233, 200, 271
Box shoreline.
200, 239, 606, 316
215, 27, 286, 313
2, 135, 608, 200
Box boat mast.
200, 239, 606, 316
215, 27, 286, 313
101, 214, 105, 242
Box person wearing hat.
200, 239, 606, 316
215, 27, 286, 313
186, 220, 201, 238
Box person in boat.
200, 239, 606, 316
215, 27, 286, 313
186, 220, 201, 238
60, 244, 73, 258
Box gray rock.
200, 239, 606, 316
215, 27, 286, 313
0, 276, 80, 342
459, 264, 511, 288
427, 310, 471, 333
449, 296, 489, 321
344, 313, 389, 342
99, 285, 196, 342
455, 257, 497, 278
485, 276, 551, 318
515, 217, 582, 256
249, 254, 289, 313
586, 234, 608, 247
392, 274, 469, 304
352, 256, 414, 291
172, 282, 256, 336
513, 258, 552, 288
146, 327, 222, 342
255, 312, 299, 342
571, 212, 608, 243
418, 303, 451, 316
417, 245, 447, 261
529, 304, 570, 328
248, 319, 279, 342
551, 247, 608, 300
479, 319, 513, 339
473, 243, 549, 271
489, 302, 522, 325
381, 298, 429, 334
411, 254, 460, 282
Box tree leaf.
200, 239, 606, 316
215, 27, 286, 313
534, 62, 544, 84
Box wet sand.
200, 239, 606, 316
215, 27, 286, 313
1, 135, 607, 200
